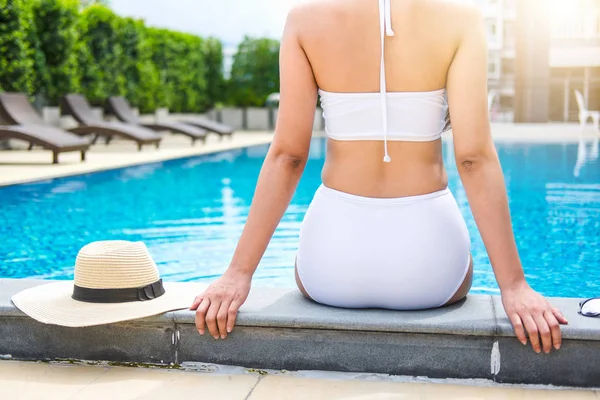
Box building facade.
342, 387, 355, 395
474, 0, 517, 121
548, 0, 600, 122
476, 0, 600, 122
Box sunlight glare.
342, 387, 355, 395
549, 0, 581, 20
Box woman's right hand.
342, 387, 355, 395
190, 269, 252, 340
501, 280, 568, 353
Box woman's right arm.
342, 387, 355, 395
190, 6, 318, 340
446, 6, 567, 354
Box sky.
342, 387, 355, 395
110, 0, 578, 47
111, 0, 307, 46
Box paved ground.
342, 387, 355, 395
0, 132, 273, 187
1, 361, 598, 400
472, 122, 598, 143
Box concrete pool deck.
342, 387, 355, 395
0, 131, 274, 187
1, 279, 600, 388
0, 123, 598, 187
2, 361, 598, 399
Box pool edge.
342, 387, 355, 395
1, 279, 600, 387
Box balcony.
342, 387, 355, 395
551, 21, 600, 43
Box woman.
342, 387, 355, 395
191, 0, 568, 353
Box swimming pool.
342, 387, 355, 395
1, 138, 599, 297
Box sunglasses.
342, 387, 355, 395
579, 297, 600, 317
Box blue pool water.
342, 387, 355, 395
1, 138, 599, 297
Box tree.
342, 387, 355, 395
228, 36, 280, 107
0, 0, 35, 95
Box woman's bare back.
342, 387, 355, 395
290, 0, 473, 197
194, 0, 566, 355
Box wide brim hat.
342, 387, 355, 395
12, 241, 199, 327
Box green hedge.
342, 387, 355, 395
145, 28, 208, 113
0, 2, 284, 111
228, 36, 280, 107
31, 0, 80, 105
118, 17, 161, 113
77, 4, 126, 106
204, 37, 225, 107
0, 1, 225, 111
0, 0, 35, 95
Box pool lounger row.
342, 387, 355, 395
0, 92, 233, 164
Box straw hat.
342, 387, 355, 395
12, 241, 197, 327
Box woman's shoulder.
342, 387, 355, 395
284, 0, 484, 41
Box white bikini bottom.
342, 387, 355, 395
296, 184, 471, 310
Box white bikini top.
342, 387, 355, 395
318, 0, 451, 162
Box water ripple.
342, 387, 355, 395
1, 139, 599, 297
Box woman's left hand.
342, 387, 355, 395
501, 281, 568, 354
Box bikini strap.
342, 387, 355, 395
379, 0, 394, 163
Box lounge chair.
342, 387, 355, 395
61, 94, 162, 151
107, 96, 207, 145
488, 90, 498, 113
0, 93, 90, 164
180, 112, 233, 139
575, 90, 600, 134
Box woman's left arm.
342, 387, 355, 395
190, 8, 318, 340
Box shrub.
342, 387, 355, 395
116, 17, 161, 113
204, 37, 225, 108
176, 34, 207, 112
0, 1, 224, 112
0, 0, 35, 95
145, 28, 208, 113
77, 4, 125, 105
31, 0, 80, 105
228, 36, 280, 107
